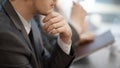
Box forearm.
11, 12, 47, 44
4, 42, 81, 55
44, 44, 75, 68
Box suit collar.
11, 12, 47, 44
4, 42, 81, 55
2, 0, 22, 31
17, 12, 31, 34
1, 0, 35, 51
1, 1, 42, 67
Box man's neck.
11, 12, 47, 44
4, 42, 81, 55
10, 1, 35, 22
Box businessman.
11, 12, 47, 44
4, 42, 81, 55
0, 0, 74, 68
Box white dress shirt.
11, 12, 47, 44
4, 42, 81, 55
17, 12, 71, 55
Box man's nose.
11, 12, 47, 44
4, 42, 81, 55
53, 0, 56, 2
53, 0, 57, 5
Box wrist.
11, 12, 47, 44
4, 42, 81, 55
60, 33, 72, 44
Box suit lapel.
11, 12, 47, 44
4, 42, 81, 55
2, 1, 43, 68
30, 19, 44, 68
2, 0, 33, 51
31, 19, 44, 56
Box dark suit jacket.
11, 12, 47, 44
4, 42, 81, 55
0, 1, 75, 68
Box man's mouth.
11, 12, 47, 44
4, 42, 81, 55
50, 3, 55, 8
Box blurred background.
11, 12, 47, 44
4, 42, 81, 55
79, 0, 120, 46
80, 0, 120, 50
70, 0, 120, 68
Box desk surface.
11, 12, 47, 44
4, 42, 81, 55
70, 46, 120, 68
70, 14, 120, 68
73, 30, 115, 62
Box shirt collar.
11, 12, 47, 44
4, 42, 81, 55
17, 12, 31, 34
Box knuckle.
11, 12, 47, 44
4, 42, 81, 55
55, 12, 59, 15
55, 29, 58, 32
49, 19, 54, 23
61, 17, 65, 21
62, 23, 66, 26
59, 15, 63, 18
44, 25, 47, 29
52, 12, 58, 17
60, 16, 63, 20
52, 24, 56, 28
52, 29, 56, 34
55, 29, 59, 33
52, 13, 56, 17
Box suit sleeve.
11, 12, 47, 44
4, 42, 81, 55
41, 33, 75, 68
51, 45, 75, 68
0, 31, 33, 68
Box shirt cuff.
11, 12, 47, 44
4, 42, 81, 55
57, 36, 72, 55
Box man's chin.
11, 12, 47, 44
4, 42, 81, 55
40, 10, 53, 16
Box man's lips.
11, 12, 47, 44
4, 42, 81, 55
50, 3, 55, 8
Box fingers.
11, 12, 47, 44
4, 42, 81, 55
43, 15, 63, 30
43, 12, 59, 23
42, 12, 72, 44
50, 27, 65, 35
46, 21, 64, 33
42, 12, 71, 37
43, 12, 65, 35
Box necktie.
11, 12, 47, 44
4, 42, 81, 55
28, 29, 34, 45
31, 19, 44, 67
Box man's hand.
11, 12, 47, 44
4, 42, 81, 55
43, 12, 72, 44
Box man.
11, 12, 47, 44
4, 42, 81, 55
0, 0, 74, 68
